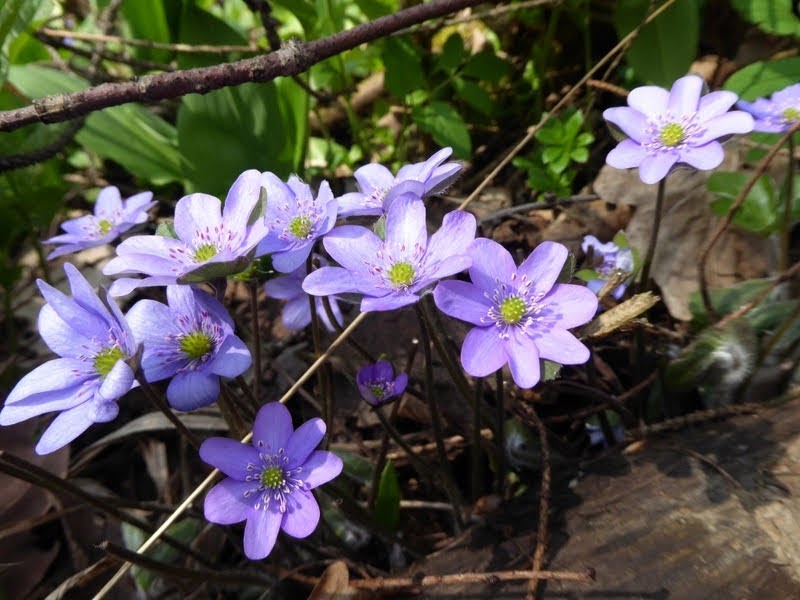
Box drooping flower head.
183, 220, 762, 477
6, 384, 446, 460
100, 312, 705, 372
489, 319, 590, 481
0, 263, 137, 454
738, 83, 800, 133
603, 74, 754, 184
255, 174, 337, 273
580, 235, 634, 300
433, 239, 597, 388
303, 197, 476, 312
337, 147, 462, 217
44, 186, 156, 259
103, 170, 269, 296
126, 285, 251, 411
356, 360, 408, 406
200, 402, 343, 560
263, 255, 343, 332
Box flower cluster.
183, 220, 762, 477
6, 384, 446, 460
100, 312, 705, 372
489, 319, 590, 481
738, 83, 800, 133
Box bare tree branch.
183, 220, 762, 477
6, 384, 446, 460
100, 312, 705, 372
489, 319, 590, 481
0, 0, 485, 133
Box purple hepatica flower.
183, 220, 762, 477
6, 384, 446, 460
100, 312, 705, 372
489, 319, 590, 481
433, 238, 597, 389
738, 83, 800, 133
255, 174, 337, 273
303, 196, 476, 312
126, 285, 251, 411
103, 170, 269, 296
264, 256, 343, 332
357, 360, 408, 407
581, 235, 634, 300
337, 147, 462, 218
200, 402, 343, 560
44, 186, 156, 260
603, 74, 754, 184
0, 263, 137, 454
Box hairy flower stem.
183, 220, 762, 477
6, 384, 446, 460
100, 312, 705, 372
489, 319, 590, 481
638, 177, 666, 291
134, 371, 200, 451
308, 257, 332, 447
495, 370, 506, 496
321, 295, 373, 362
414, 303, 465, 530
218, 385, 249, 439
780, 135, 796, 271
373, 406, 438, 489
472, 377, 484, 501
248, 281, 262, 402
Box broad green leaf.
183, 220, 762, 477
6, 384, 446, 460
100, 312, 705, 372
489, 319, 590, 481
373, 460, 400, 532
723, 57, 800, 101
176, 2, 249, 70
411, 101, 471, 158
614, 0, 699, 86
435, 33, 466, 74
452, 77, 493, 116
119, 0, 177, 63
689, 278, 772, 328
461, 50, 509, 83
730, 0, 800, 37
177, 78, 307, 196
0, 0, 45, 87
8, 64, 183, 185
570, 147, 589, 163
354, 0, 398, 20
707, 171, 779, 235
382, 36, 425, 98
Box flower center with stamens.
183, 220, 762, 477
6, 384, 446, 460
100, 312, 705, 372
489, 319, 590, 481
179, 331, 213, 360
288, 215, 313, 239
370, 383, 388, 399
782, 107, 800, 122
659, 122, 685, 147
193, 243, 218, 262
260, 466, 285, 489
388, 262, 415, 287
98, 219, 113, 234
94, 346, 125, 377
499, 296, 527, 325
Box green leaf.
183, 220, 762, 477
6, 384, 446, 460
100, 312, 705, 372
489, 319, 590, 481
723, 57, 800, 101
7, 64, 183, 185
535, 119, 565, 146
0, 0, 45, 87
707, 171, 779, 235
177, 78, 307, 196
614, 0, 699, 86
354, 0, 399, 20
462, 50, 509, 83
435, 33, 466, 74
382, 36, 425, 98
373, 460, 400, 532
176, 2, 248, 70
119, 0, 176, 63
452, 78, 493, 115
411, 101, 471, 158
730, 0, 800, 37
689, 278, 773, 328
570, 147, 589, 163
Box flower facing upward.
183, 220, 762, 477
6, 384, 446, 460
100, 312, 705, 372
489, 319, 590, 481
738, 83, 800, 133
126, 285, 251, 410
357, 361, 408, 406
337, 147, 462, 217
603, 74, 754, 184
302, 197, 476, 312
0, 263, 137, 454
581, 235, 634, 300
263, 256, 343, 332
44, 186, 156, 259
103, 170, 269, 296
255, 174, 338, 273
200, 402, 343, 560
433, 239, 597, 389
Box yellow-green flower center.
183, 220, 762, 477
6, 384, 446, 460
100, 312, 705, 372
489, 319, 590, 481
659, 122, 685, 147
98, 219, 113, 234
783, 107, 800, 122
260, 466, 284, 489
288, 215, 313, 239
370, 384, 387, 399
388, 262, 415, 287
94, 346, 125, 377
179, 331, 213, 360
193, 243, 218, 262
499, 296, 527, 325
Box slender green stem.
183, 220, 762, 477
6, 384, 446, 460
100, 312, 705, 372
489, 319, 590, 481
248, 280, 262, 402
780, 135, 796, 271
373, 407, 438, 487
494, 370, 506, 496
414, 304, 465, 530
134, 371, 200, 451
218, 384, 249, 439
307, 256, 330, 437
638, 177, 666, 291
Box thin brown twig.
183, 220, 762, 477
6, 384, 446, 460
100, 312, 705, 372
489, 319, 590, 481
698, 121, 800, 321
716, 260, 800, 328
347, 567, 595, 590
